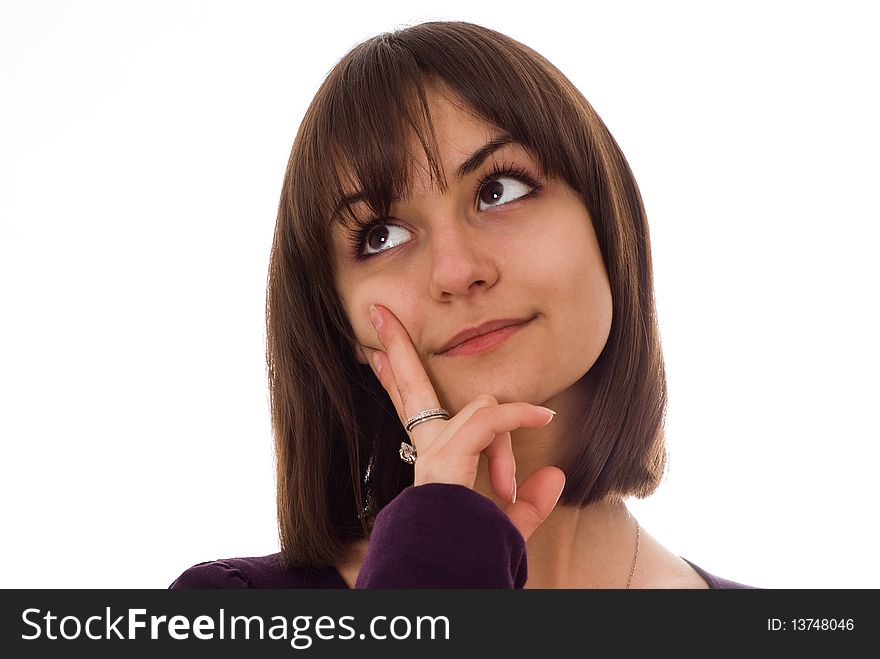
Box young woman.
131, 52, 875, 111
171, 20, 753, 589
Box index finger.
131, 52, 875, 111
369, 304, 444, 436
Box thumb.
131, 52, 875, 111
503, 466, 565, 541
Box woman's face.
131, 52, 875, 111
330, 85, 613, 414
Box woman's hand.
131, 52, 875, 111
364, 303, 566, 542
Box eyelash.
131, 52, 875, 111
347, 162, 543, 262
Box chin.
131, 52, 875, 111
435, 375, 551, 414
430, 341, 592, 412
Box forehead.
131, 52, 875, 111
405, 87, 498, 177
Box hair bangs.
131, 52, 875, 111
323, 47, 447, 233
320, 27, 594, 235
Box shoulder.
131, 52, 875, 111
168, 552, 347, 589
681, 558, 760, 589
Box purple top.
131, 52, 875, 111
170, 483, 755, 589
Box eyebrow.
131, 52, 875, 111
454, 133, 515, 180
334, 133, 515, 218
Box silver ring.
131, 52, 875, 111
399, 441, 417, 464
404, 407, 450, 433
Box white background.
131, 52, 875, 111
2, 0, 877, 589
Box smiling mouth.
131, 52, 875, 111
437, 315, 537, 357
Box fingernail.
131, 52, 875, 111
511, 475, 517, 504
537, 406, 556, 418
371, 351, 382, 376
369, 304, 383, 331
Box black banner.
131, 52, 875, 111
1, 589, 871, 656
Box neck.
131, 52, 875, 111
522, 499, 638, 588
475, 464, 638, 588
471, 375, 641, 588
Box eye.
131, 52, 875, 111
361, 222, 412, 257
477, 175, 534, 211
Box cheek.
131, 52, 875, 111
526, 211, 612, 347
340, 278, 422, 357
513, 208, 603, 298
567, 238, 612, 334
343, 289, 382, 354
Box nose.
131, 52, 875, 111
426, 217, 499, 300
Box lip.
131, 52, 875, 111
436, 315, 537, 356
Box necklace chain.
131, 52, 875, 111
625, 520, 640, 589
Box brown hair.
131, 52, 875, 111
267, 20, 667, 568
